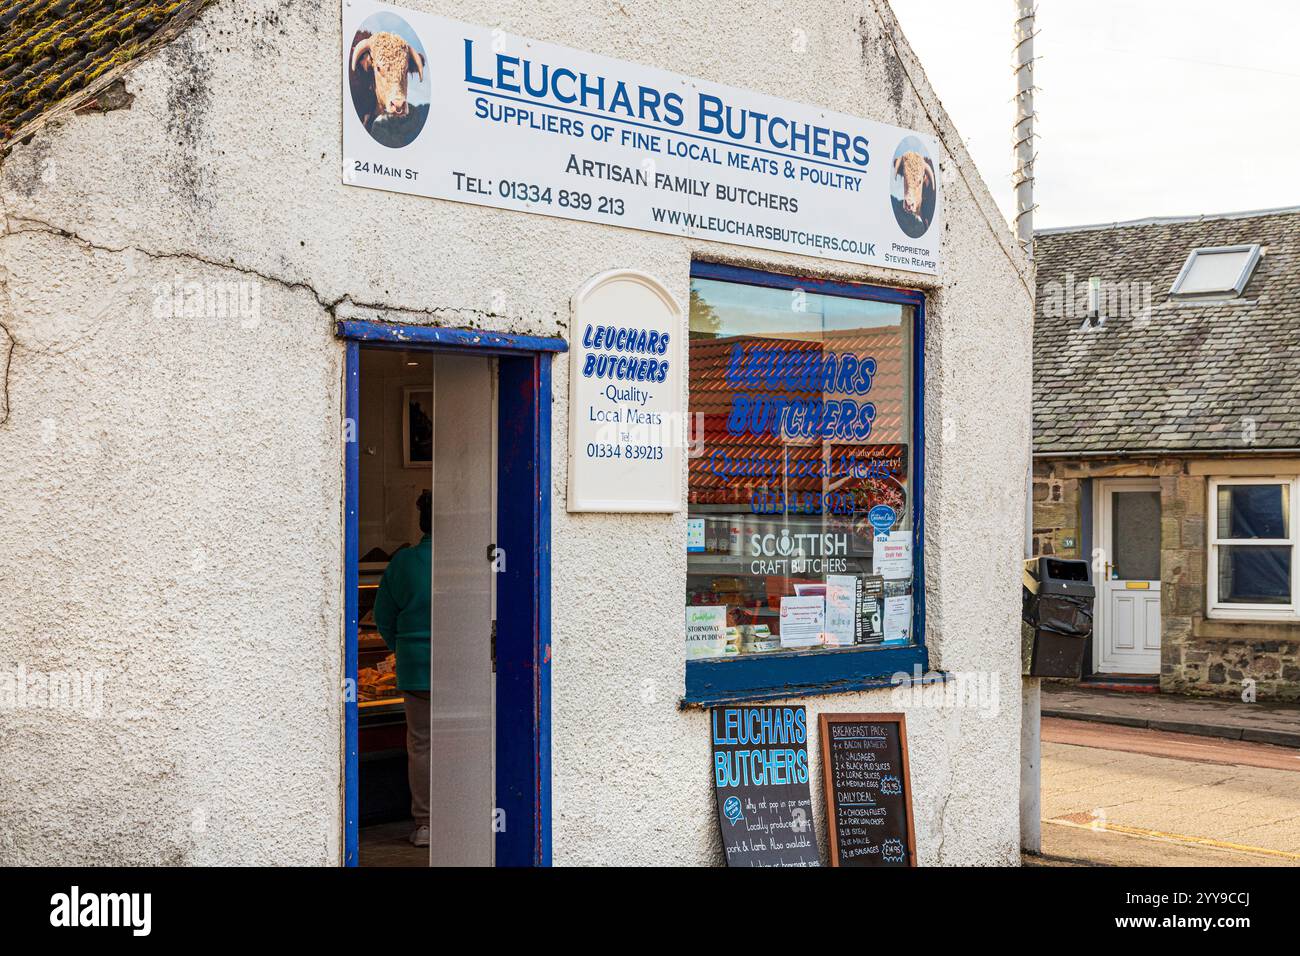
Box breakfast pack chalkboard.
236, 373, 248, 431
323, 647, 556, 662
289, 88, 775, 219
819, 713, 916, 867
711, 705, 820, 867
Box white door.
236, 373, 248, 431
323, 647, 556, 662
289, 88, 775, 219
1095, 480, 1162, 674
429, 353, 496, 865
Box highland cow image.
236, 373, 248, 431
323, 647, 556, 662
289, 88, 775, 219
349, 14, 430, 148
890, 136, 937, 238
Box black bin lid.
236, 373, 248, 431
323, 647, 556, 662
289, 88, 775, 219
1038, 556, 1091, 584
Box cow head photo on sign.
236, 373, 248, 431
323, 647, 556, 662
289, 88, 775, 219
890, 136, 937, 238
350, 12, 430, 148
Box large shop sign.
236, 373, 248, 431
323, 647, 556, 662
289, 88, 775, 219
341, 2, 943, 273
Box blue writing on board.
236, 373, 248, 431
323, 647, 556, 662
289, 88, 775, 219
712, 706, 810, 789
463, 40, 872, 169
580, 323, 671, 384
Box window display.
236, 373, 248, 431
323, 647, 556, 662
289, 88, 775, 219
686, 269, 916, 660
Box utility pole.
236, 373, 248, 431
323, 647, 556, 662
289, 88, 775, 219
1014, 1, 1036, 259
1014, 0, 1042, 857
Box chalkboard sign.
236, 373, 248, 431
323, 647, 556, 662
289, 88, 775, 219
711, 705, 821, 867
819, 713, 916, 867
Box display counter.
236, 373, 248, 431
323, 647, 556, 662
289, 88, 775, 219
357, 566, 405, 748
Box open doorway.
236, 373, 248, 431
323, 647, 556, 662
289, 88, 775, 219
354, 345, 496, 866
339, 323, 562, 867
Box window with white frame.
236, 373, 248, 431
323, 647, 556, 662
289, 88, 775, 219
1169, 244, 1261, 299
1207, 478, 1298, 618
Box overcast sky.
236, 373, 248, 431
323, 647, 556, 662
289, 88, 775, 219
888, 0, 1300, 229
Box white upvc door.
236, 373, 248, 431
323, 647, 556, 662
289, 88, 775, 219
1095, 479, 1162, 675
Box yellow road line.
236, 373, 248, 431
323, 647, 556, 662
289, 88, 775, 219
1046, 817, 1300, 861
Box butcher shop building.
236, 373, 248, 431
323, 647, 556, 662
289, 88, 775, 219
0, 0, 1032, 865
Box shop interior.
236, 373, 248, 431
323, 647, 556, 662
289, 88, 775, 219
355, 345, 497, 866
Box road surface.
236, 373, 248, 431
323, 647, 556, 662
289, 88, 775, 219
1033, 716, 1300, 866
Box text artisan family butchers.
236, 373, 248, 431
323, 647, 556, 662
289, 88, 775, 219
566, 154, 803, 212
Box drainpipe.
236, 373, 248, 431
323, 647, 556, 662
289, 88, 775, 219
1014, 0, 1042, 857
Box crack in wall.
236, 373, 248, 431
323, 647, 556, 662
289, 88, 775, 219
932, 708, 963, 864
0, 322, 12, 427
4, 214, 527, 321
0, 215, 547, 426
0, 193, 15, 425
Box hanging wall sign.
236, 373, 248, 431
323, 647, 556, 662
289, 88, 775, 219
712, 705, 821, 867
568, 270, 683, 512
341, 2, 943, 273
819, 712, 916, 867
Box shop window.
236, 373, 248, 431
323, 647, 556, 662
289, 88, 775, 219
1208, 478, 1299, 619
684, 262, 927, 704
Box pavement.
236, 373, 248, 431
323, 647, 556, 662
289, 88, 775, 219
1042, 681, 1300, 748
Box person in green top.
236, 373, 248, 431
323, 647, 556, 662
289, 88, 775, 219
374, 490, 432, 848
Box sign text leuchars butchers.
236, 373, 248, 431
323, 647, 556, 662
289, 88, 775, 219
342, 3, 943, 273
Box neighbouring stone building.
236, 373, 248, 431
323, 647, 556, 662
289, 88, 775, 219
1033, 207, 1300, 701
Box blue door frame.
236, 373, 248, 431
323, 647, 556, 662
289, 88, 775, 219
337, 320, 565, 866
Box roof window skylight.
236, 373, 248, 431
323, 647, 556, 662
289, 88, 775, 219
1170, 244, 1261, 298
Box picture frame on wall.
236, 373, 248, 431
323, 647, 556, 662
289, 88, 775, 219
402, 385, 434, 468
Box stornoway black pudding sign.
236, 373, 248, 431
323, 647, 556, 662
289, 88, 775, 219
819, 712, 917, 867
711, 705, 820, 866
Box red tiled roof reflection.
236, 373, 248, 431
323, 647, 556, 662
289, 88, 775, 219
688, 330, 911, 511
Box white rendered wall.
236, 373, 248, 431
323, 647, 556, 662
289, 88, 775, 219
0, 0, 1033, 865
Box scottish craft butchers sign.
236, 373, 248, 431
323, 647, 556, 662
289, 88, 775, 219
341, 2, 943, 273
712, 705, 820, 867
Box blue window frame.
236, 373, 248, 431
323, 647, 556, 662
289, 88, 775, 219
684, 262, 928, 706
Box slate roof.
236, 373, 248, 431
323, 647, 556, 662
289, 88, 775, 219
1033, 206, 1300, 455
0, 0, 206, 144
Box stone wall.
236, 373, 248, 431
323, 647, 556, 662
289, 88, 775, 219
1033, 457, 1300, 701
1160, 470, 1300, 701
1031, 461, 1082, 560
1168, 632, 1300, 701
1159, 472, 1208, 693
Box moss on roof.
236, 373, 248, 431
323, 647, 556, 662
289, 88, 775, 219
0, 0, 204, 142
